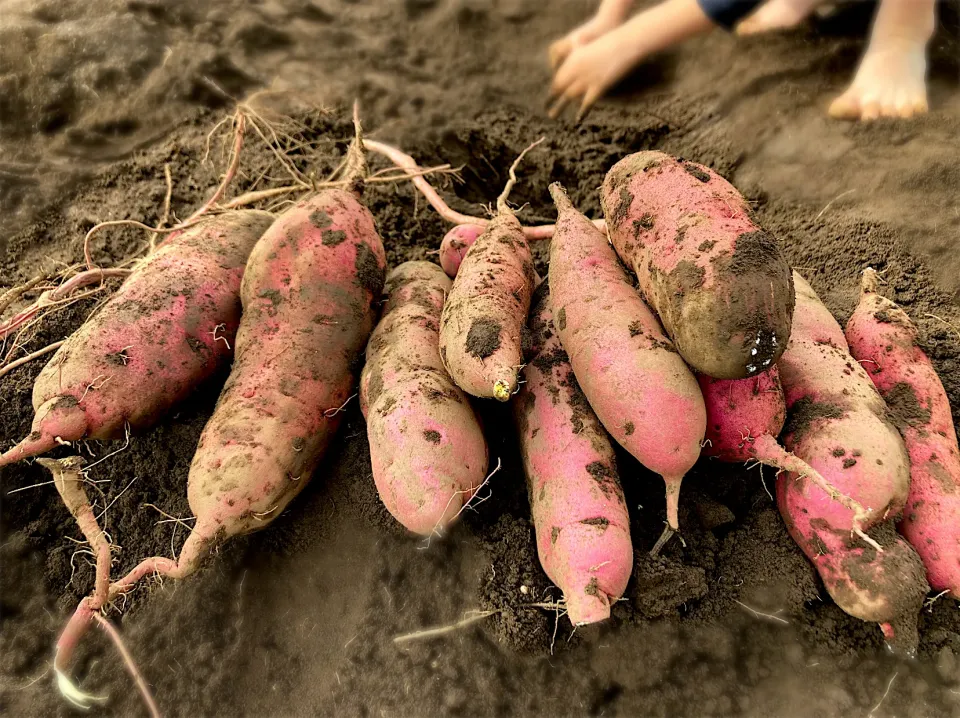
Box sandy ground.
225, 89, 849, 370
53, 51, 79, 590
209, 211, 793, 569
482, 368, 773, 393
1, 1, 960, 717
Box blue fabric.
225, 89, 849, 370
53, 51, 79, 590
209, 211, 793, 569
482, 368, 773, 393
697, 0, 765, 29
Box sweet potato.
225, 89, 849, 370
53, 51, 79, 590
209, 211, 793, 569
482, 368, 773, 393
54, 136, 387, 688
846, 268, 960, 597
776, 271, 927, 654
0, 211, 275, 468
439, 224, 484, 278
699, 367, 880, 548
515, 281, 633, 625
360, 261, 489, 535
600, 151, 794, 379
548, 182, 705, 549
438, 144, 539, 401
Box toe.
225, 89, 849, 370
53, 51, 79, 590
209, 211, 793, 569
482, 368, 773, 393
860, 101, 881, 121
828, 92, 861, 120
896, 101, 916, 119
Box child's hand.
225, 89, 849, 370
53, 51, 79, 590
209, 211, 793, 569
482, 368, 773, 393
549, 30, 635, 121
549, 14, 624, 71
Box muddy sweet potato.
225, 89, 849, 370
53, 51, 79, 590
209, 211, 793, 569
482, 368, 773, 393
439, 224, 485, 278
54, 150, 387, 691
548, 182, 705, 549
699, 366, 880, 548
438, 145, 540, 401
360, 261, 489, 535
776, 271, 928, 654
846, 268, 960, 597
515, 280, 633, 625
600, 151, 794, 379
0, 211, 275, 469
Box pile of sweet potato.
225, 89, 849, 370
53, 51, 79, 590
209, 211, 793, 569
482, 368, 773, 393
2, 123, 957, 713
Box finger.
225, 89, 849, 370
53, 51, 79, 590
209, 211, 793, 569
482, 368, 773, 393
548, 94, 573, 120
549, 38, 573, 71
575, 86, 604, 125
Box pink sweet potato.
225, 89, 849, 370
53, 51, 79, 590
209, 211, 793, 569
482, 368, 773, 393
360, 261, 489, 535
439, 224, 484, 278
438, 146, 539, 401
699, 366, 879, 545
55, 152, 387, 682
0, 211, 275, 468
548, 182, 705, 546
515, 281, 633, 625
776, 271, 928, 654
600, 151, 794, 379
846, 268, 960, 597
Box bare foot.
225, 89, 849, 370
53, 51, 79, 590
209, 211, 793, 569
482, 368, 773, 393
828, 0, 935, 121
829, 40, 928, 120
735, 0, 826, 35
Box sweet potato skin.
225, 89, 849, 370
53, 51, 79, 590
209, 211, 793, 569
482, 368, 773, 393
779, 274, 910, 528
183, 189, 386, 561
360, 261, 489, 535
845, 270, 960, 597
600, 151, 794, 379
548, 184, 705, 531
439, 224, 484, 278
0, 211, 274, 468
515, 281, 633, 625
699, 368, 785, 463
776, 272, 927, 652
439, 213, 536, 401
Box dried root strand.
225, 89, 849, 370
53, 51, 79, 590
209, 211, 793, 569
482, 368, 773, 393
496, 137, 545, 214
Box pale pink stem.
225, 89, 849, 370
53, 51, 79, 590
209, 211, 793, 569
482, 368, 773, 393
91, 613, 162, 718
37, 458, 112, 607
106, 557, 181, 601
362, 138, 606, 240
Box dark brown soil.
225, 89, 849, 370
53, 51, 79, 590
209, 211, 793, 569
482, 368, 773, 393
2, 1, 960, 717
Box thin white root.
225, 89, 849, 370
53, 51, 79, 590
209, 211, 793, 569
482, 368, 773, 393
56, 668, 107, 710
0, 341, 64, 380
733, 600, 790, 625
393, 610, 498, 645
853, 527, 884, 553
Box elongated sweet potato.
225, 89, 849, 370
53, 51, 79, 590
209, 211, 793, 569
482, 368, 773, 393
0, 211, 274, 468
600, 151, 794, 379
54, 139, 387, 692
360, 261, 489, 535
776, 271, 927, 655
439, 224, 484, 278
846, 268, 960, 597
699, 367, 880, 548
515, 280, 633, 625
548, 182, 705, 548
439, 145, 539, 401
